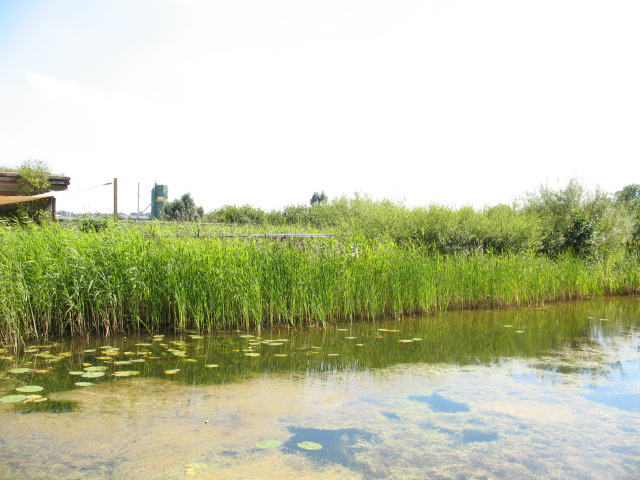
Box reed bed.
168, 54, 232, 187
0, 223, 638, 343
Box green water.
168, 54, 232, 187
1, 297, 639, 479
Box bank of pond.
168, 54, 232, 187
0, 223, 639, 343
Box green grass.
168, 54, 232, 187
1, 222, 639, 343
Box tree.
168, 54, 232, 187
615, 184, 640, 243
310, 191, 328, 206
615, 184, 640, 207
563, 211, 595, 257
521, 179, 634, 257
160, 193, 204, 222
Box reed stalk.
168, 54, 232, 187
0, 223, 638, 342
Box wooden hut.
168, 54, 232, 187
0, 171, 71, 219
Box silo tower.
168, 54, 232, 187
151, 184, 168, 219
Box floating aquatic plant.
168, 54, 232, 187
0, 394, 27, 403
8, 368, 32, 374
16, 386, 43, 393
297, 441, 323, 450
255, 439, 283, 449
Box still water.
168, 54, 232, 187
1, 297, 639, 479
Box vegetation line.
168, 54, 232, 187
1, 179, 639, 343
1, 221, 638, 344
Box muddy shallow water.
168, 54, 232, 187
1, 297, 639, 479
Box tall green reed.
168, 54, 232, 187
0, 223, 638, 342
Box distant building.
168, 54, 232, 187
151, 184, 168, 219
0, 170, 70, 218
0, 171, 70, 196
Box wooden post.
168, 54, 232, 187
51, 197, 57, 221
113, 178, 118, 221
137, 182, 140, 222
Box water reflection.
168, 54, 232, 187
408, 393, 470, 413
1, 297, 638, 398
0, 296, 639, 479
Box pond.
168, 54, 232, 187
1, 297, 639, 479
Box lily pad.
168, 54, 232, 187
68, 371, 85, 376
245, 352, 260, 357
189, 335, 205, 339
16, 385, 44, 393
8, 368, 32, 374
164, 369, 180, 374
0, 394, 27, 403
75, 382, 94, 387
84, 349, 97, 353
267, 342, 284, 346
82, 371, 105, 378
297, 441, 323, 450
205, 364, 219, 368
46, 356, 65, 363
84, 366, 108, 372
256, 439, 283, 449
112, 371, 140, 377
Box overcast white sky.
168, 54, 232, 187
1, 0, 638, 214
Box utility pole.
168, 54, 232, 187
137, 182, 140, 221
113, 178, 118, 221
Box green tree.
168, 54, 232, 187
161, 193, 204, 222
521, 179, 633, 257
310, 191, 328, 206
615, 184, 640, 207
563, 211, 595, 256
615, 184, 640, 243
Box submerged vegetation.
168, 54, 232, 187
1, 180, 639, 342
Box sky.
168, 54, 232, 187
1, 0, 638, 215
